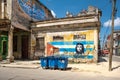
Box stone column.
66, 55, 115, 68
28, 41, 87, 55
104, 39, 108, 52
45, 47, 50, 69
29, 33, 33, 59
7, 26, 14, 63
94, 29, 98, 63
30, 33, 37, 59
1, 0, 4, 19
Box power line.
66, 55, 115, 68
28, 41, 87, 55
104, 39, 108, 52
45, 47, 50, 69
101, 0, 112, 10
101, 14, 112, 50
100, 0, 113, 49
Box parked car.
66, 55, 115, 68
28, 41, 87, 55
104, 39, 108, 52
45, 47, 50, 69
102, 49, 110, 56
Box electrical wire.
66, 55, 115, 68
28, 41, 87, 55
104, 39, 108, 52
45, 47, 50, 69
100, 0, 112, 49
101, 0, 118, 49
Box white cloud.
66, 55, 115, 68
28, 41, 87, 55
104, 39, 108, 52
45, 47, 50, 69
103, 20, 111, 27
103, 17, 120, 27
51, 10, 56, 18
114, 17, 120, 26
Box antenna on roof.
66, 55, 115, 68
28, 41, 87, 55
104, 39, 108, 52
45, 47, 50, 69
66, 11, 73, 17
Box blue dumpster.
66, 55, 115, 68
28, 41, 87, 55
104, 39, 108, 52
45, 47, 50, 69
48, 57, 58, 69
58, 57, 68, 70
40, 57, 49, 69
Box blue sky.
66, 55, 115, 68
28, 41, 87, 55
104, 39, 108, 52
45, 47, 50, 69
40, 0, 120, 48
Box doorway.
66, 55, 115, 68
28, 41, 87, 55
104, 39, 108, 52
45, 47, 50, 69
3, 41, 7, 55
2, 41, 7, 59
35, 37, 45, 57
0, 35, 8, 60
21, 35, 29, 59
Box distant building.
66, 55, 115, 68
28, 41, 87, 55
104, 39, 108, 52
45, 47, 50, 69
106, 31, 120, 56
0, 0, 53, 62
32, 6, 102, 63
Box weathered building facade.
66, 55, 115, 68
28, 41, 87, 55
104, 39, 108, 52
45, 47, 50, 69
0, 0, 53, 62
113, 31, 120, 56
106, 31, 120, 56
32, 6, 102, 62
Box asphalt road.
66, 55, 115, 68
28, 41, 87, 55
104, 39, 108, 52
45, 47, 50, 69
112, 55, 120, 62
0, 67, 119, 80
100, 55, 120, 62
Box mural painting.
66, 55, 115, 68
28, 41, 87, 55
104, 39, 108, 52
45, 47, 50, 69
75, 43, 84, 54
46, 30, 95, 62
17, 0, 46, 21
12, 0, 51, 29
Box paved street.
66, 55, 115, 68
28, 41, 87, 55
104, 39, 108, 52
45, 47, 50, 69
0, 67, 119, 80
0, 56, 120, 80
112, 55, 120, 62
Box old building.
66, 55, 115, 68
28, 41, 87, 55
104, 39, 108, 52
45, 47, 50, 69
0, 0, 53, 62
32, 6, 102, 63
113, 31, 120, 56
106, 30, 120, 56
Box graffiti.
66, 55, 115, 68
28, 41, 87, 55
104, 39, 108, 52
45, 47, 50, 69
75, 43, 84, 54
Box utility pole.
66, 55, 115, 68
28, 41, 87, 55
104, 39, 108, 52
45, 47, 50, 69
109, 0, 116, 71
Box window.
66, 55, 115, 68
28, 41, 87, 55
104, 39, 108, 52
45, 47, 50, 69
74, 34, 86, 40
36, 37, 44, 51
53, 36, 63, 41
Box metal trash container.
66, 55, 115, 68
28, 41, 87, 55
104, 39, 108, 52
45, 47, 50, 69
48, 56, 58, 69
58, 57, 68, 70
40, 57, 49, 69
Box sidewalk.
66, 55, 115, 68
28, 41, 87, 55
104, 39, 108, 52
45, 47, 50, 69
0, 60, 40, 69
68, 56, 120, 78
0, 57, 120, 77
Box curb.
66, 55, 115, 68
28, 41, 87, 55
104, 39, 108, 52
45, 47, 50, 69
0, 64, 40, 69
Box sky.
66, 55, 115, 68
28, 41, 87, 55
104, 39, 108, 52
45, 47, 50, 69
40, 0, 120, 48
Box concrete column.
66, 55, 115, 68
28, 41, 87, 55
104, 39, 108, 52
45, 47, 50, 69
1, 0, 4, 19
7, 26, 14, 63
30, 33, 39, 59
94, 29, 98, 63
29, 33, 33, 59
45, 34, 47, 57
6, 0, 12, 19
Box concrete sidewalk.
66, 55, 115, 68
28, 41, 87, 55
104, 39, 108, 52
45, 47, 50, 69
0, 57, 120, 75
0, 60, 40, 69
68, 57, 120, 78
0, 56, 119, 79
